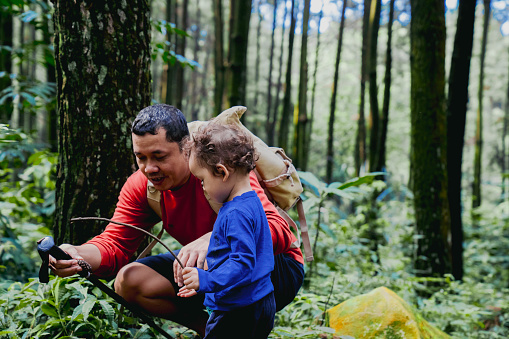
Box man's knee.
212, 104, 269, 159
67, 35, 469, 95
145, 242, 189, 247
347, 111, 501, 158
115, 262, 146, 302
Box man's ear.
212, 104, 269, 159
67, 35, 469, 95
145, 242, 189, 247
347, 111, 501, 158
216, 164, 230, 181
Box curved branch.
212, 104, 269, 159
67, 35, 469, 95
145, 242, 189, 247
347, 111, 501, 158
70, 217, 183, 268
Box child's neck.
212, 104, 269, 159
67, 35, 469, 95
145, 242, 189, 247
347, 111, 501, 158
226, 173, 252, 202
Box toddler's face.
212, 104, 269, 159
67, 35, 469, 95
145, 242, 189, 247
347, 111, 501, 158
189, 152, 232, 204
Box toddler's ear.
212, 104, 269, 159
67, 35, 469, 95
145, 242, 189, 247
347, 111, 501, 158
216, 164, 230, 181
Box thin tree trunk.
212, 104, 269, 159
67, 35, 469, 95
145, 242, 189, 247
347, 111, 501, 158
326, 0, 347, 184
175, 0, 188, 111
472, 0, 491, 211
52, 0, 151, 244
447, 0, 476, 281
355, 0, 371, 176
227, 0, 252, 110
410, 0, 451, 278
0, 8, 13, 121
266, 0, 278, 144
503, 48, 509, 201
377, 0, 395, 175
305, 5, 323, 168
253, 0, 263, 119
278, 0, 296, 150
213, 0, 225, 116
190, 0, 201, 121
11, 13, 23, 129
272, 1, 289, 145
165, 0, 175, 105
368, 0, 381, 172
294, 0, 311, 170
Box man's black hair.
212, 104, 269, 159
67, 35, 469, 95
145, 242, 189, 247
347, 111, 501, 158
132, 104, 189, 148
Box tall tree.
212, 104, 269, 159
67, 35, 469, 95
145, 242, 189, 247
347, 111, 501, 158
190, 0, 201, 121
326, 0, 348, 184
503, 48, 509, 201
376, 0, 395, 174
226, 0, 252, 108
266, 0, 278, 145
354, 0, 371, 176
472, 0, 491, 211
212, 0, 225, 116
305, 4, 324, 168
174, 0, 188, 111
0, 6, 13, 121
447, 0, 476, 281
272, 0, 289, 143
165, 0, 175, 105
52, 0, 151, 245
252, 0, 263, 125
410, 0, 451, 277
368, 0, 381, 172
278, 0, 296, 150
294, 0, 311, 170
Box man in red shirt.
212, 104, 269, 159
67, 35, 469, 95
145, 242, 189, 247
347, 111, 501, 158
50, 104, 305, 337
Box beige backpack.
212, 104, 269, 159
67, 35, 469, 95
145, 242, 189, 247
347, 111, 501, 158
140, 106, 313, 262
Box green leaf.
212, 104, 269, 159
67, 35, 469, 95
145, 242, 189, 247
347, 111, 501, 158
337, 172, 385, 190
82, 299, 96, 321
40, 302, 59, 318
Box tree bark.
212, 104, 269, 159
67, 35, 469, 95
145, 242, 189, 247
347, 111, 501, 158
326, 0, 347, 184
252, 0, 263, 127
174, 0, 188, 111
190, 0, 201, 121
165, 0, 175, 105
212, 0, 225, 116
0, 8, 13, 121
294, 0, 311, 170
503, 46, 509, 201
410, 0, 451, 277
368, 0, 381, 172
227, 0, 252, 109
52, 0, 151, 245
278, 0, 296, 150
355, 0, 371, 176
447, 0, 476, 281
472, 0, 491, 211
377, 0, 395, 176
266, 0, 278, 145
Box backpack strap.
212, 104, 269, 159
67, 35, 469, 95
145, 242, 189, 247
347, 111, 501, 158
277, 199, 314, 262
137, 181, 164, 260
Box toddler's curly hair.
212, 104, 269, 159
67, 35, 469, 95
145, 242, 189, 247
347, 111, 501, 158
188, 122, 258, 176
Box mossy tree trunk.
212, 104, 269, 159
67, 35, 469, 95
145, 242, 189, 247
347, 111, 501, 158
410, 0, 451, 277
447, 0, 476, 281
368, 0, 381, 173
52, 0, 151, 245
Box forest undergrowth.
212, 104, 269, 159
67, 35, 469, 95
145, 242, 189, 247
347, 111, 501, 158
0, 127, 508, 338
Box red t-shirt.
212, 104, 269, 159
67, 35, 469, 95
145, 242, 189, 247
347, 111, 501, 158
87, 170, 303, 277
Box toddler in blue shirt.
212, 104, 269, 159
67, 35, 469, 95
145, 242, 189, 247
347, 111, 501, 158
177, 122, 275, 339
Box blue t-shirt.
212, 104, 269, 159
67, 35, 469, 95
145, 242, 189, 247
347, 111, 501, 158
196, 190, 274, 311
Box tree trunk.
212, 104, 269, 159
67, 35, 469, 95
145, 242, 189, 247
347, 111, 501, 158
226, 0, 252, 109
354, 0, 371, 176
377, 0, 395, 176
306, 6, 323, 168
253, 0, 263, 125
52, 0, 151, 245
0, 8, 13, 122
368, 0, 381, 172
265, 0, 278, 145
272, 1, 288, 146
190, 0, 201, 121
326, 0, 347, 184
410, 0, 451, 277
165, 0, 175, 105
174, 0, 188, 111
213, 0, 224, 116
472, 0, 491, 211
503, 47, 509, 201
294, 0, 311, 170
278, 0, 296, 150
447, 0, 476, 281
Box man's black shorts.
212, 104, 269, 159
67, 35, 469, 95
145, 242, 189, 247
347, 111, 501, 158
137, 251, 304, 311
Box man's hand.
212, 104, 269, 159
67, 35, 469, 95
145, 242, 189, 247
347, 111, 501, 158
49, 244, 83, 277
174, 232, 211, 287
49, 243, 101, 278
177, 267, 199, 298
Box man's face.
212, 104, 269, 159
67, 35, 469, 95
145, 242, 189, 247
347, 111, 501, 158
132, 127, 190, 191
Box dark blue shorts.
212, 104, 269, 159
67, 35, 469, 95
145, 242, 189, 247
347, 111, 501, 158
205, 291, 275, 339
137, 251, 304, 312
